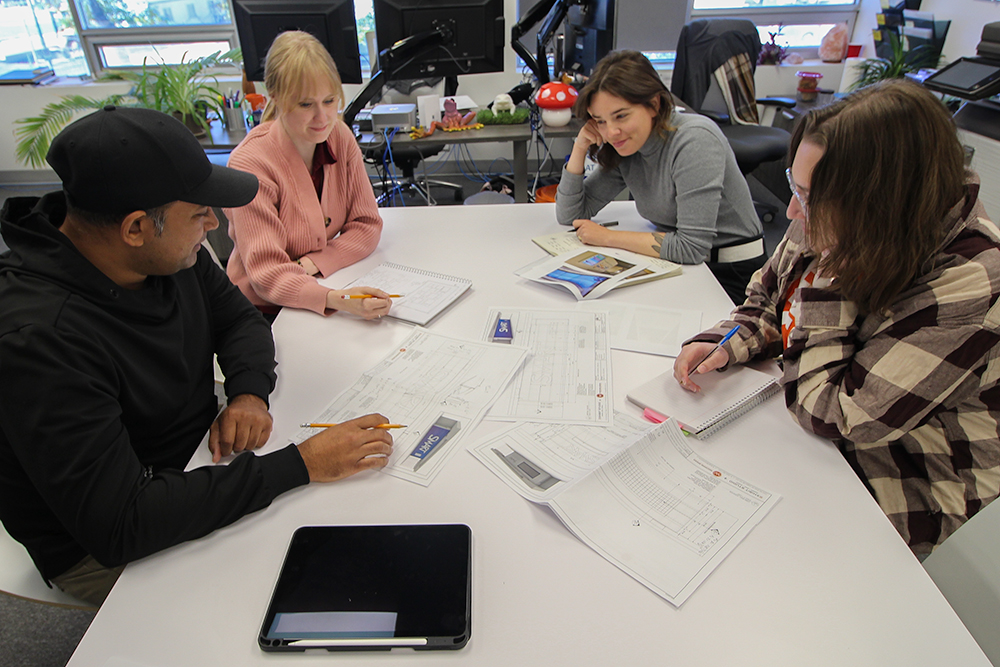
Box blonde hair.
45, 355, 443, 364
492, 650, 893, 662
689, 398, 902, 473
260, 30, 344, 123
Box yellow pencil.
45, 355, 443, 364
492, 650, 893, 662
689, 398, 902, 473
299, 423, 407, 429
341, 294, 403, 299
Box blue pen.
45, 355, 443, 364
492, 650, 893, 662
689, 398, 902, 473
692, 324, 740, 371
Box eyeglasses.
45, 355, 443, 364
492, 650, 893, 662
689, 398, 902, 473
785, 167, 809, 220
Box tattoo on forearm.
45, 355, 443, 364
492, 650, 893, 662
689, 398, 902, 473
651, 232, 664, 256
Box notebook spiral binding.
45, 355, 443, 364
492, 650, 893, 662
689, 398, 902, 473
383, 262, 471, 284
691, 380, 781, 439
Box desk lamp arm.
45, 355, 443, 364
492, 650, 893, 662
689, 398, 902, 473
511, 0, 580, 84
343, 26, 452, 130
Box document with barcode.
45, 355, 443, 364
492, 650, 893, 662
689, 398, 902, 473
470, 417, 779, 606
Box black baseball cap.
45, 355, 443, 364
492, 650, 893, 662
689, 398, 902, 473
46, 105, 259, 215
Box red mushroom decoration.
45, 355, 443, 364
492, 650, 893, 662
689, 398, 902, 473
535, 81, 578, 127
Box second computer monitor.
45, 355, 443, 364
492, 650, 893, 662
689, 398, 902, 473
563, 0, 616, 78
234, 0, 364, 84
372, 0, 505, 79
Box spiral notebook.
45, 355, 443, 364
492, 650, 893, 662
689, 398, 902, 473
344, 262, 472, 325
627, 366, 780, 439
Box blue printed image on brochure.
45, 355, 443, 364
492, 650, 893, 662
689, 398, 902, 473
542, 268, 608, 297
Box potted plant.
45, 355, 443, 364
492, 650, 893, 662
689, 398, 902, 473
14, 49, 241, 168
758, 27, 788, 66
125, 49, 241, 135
850, 32, 938, 90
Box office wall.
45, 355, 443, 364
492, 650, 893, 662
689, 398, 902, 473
852, 0, 1000, 62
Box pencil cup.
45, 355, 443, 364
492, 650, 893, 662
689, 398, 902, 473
223, 107, 245, 132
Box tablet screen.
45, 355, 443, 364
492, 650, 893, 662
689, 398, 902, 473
929, 60, 1000, 91
259, 524, 472, 651
924, 58, 1000, 99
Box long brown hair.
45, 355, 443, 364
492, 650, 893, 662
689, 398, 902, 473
790, 79, 966, 314
261, 30, 345, 123
572, 50, 674, 170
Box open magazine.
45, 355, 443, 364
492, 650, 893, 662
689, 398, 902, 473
470, 415, 779, 606
515, 247, 681, 300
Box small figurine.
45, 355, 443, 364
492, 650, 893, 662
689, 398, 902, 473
492, 93, 515, 114
476, 93, 530, 125
535, 81, 578, 127
409, 97, 483, 138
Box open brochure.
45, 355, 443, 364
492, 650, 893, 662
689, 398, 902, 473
470, 415, 779, 606
515, 247, 681, 300
532, 232, 683, 276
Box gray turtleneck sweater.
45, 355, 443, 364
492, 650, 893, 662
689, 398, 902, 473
555, 111, 761, 264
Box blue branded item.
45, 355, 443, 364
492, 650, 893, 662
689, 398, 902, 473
410, 417, 460, 470
491, 312, 513, 344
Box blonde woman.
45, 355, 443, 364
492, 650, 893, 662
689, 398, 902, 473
226, 30, 389, 320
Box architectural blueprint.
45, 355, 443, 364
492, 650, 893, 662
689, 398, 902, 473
293, 329, 526, 486
472, 418, 779, 606
481, 308, 612, 425
470, 411, 654, 502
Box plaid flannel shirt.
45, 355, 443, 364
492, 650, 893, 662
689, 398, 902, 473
691, 174, 1000, 556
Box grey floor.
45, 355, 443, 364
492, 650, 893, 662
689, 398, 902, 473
0, 593, 96, 667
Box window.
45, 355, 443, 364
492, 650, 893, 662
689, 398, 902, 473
0, 0, 236, 78
75, 0, 236, 75
508, 0, 860, 74
693, 0, 852, 8
691, 0, 860, 51
0, 0, 88, 78
356, 0, 373, 73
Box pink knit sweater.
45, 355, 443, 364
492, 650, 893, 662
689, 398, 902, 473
225, 120, 382, 314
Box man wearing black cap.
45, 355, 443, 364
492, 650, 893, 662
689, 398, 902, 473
0, 107, 393, 606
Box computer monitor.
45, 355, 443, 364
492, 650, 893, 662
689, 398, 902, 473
233, 0, 364, 85
562, 0, 616, 79
372, 0, 505, 80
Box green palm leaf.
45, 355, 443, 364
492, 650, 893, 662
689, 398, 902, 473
14, 94, 128, 168
13, 49, 242, 167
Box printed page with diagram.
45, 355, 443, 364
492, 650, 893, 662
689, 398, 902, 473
471, 418, 779, 606
549, 420, 779, 606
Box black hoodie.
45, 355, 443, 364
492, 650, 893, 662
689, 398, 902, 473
0, 192, 308, 581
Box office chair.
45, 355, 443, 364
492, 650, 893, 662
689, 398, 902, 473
369, 139, 464, 206
671, 19, 797, 224
922, 498, 1000, 665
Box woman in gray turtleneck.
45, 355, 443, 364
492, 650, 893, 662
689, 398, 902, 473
556, 50, 765, 304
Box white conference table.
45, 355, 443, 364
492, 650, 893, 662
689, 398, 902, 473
67, 202, 989, 667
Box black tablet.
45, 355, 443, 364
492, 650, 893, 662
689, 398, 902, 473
923, 57, 1000, 100
258, 524, 472, 652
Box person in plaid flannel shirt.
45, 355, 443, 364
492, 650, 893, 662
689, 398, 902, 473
673, 79, 1000, 558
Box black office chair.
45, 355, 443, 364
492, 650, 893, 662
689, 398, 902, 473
368, 140, 463, 206
671, 19, 797, 224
